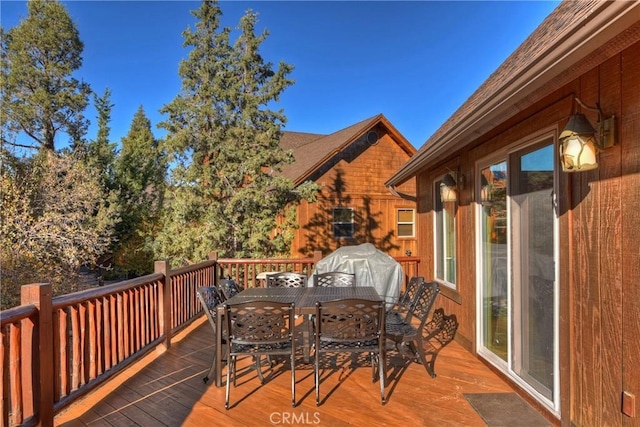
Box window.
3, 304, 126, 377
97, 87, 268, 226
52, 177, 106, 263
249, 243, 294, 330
434, 178, 457, 287
333, 207, 354, 238
397, 208, 415, 237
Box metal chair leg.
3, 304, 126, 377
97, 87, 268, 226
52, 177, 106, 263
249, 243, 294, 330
225, 355, 234, 409
255, 356, 265, 383
291, 352, 296, 407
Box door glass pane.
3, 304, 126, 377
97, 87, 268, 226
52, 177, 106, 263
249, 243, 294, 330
480, 162, 508, 361
510, 143, 555, 399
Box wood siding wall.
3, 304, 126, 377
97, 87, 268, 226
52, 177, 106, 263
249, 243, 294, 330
291, 129, 417, 259
413, 40, 640, 426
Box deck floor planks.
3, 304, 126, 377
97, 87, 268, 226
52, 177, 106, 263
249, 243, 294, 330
56, 319, 516, 426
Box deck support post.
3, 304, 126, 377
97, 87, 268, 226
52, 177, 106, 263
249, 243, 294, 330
208, 252, 218, 287
21, 283, 54, 427
155, 261, 171, 350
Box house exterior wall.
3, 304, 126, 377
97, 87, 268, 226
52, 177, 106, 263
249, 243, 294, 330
412, 40, 640, 425
291, 128, 417, 259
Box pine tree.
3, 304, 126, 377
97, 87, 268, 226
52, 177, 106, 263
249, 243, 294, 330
156, 1, 318, 264
1, 0, 91, 151
113, 106, 166, 276
87, 89, 117, 184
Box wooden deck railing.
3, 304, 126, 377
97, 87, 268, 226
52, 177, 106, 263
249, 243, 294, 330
214, 251, 323, 288
0, 252, 419, 426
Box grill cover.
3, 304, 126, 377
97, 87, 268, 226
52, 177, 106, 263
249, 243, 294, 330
311, 243, 403, 306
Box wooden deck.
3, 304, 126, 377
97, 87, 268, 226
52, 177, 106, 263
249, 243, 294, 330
55, 317, 516, 426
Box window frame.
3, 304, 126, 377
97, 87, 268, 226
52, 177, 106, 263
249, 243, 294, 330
332, 207, 355, 239
433, 176, 457, 290
396, 208, 415, 238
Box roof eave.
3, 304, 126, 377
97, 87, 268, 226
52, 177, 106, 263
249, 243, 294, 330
386, 0, 640, 188
295, 114, 416, 185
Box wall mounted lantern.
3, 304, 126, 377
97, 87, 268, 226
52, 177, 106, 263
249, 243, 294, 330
440, 172, 463, 203
559, 97, 617, 172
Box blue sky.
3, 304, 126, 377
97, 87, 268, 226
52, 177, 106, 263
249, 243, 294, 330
2, 1, 560, 151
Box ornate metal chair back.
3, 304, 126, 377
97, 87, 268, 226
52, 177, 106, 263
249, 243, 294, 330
266, 272, 308, 288
314, 271, 356, 287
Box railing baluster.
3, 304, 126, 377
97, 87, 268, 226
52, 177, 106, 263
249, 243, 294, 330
103, 296, 111, 371
80, 303, 88, 386
117, 294, 124, 363
1, 326, 7, 427
58, 308, 69, 398
96, 299, 103, 377
109, 295, 117, 368
89, 301, 97, 380
134, 288, 139, 350
70, 306, 80, 391
10, 323, 23, 425
123, 291, 130, 359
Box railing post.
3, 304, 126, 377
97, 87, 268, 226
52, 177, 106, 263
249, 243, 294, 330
208, 252, 218, 287
155, 261, 171, 350
21, 283, 54, 427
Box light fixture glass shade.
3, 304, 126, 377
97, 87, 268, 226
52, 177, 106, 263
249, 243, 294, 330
559, 113, 598, 172
440, 184, 457, 202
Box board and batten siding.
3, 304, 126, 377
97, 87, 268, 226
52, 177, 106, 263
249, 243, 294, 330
291, 129, 417, 259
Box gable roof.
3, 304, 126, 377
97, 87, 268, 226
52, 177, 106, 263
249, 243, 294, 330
280, 114, 415, 185
386, 0, 640, 187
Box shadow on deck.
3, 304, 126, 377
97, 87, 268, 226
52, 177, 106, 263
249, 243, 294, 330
54, 317, 516, 426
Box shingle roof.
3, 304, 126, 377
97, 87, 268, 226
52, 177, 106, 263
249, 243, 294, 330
386, 0, 640, 187
280, 114, 414, 184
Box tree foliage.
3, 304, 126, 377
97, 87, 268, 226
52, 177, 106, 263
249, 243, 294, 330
0, 149, 119, 309
2, 0, 91, 150
113, 106, 166, 276
85, 89, 118, 183
156, 0, 318, 264
1, 0, 91, 151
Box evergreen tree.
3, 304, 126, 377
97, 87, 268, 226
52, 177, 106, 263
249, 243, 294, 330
113, 106, 166, 276
1, 0, 91, 152
87, 89, 117, 183
80, 88, 121, 276
157, 0, 317, 264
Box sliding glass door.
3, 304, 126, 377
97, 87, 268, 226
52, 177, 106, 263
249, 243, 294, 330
477, 137, 558, 409
479, 161, 508, 361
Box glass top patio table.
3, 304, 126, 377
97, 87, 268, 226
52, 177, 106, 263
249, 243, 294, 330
214, 286, 381, 386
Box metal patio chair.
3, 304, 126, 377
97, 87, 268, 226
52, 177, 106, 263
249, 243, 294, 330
219, 278, 243, 300
386, 281, 440, 368
314, 298, 386, 405
416, 308, 459, 378
196, 286, 226, 384
386, 276, 425, 326
314, 271, 356, 287
266, 272, 308, 288
224, 300, 297, 409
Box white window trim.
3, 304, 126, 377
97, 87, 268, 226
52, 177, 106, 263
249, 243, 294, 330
396, 208, 415, 238
433, 176, 457, 289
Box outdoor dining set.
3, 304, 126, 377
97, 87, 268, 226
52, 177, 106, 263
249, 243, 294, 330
196, 271, 459, 409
